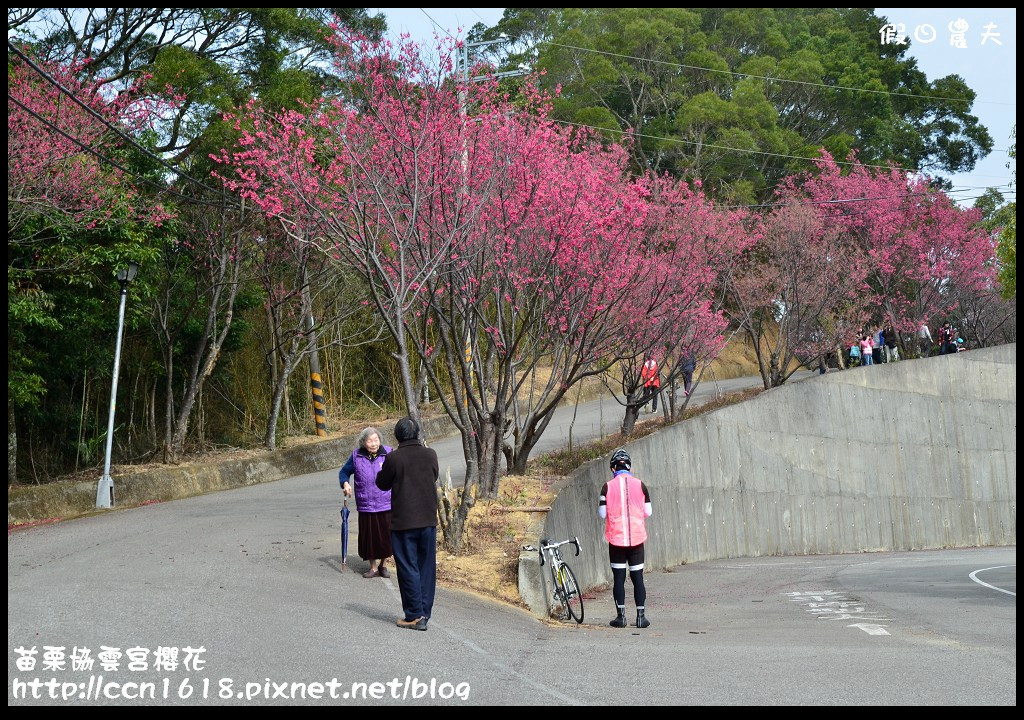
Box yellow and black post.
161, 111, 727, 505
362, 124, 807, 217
303, 284, 327, 437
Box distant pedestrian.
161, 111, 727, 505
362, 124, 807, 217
919, 323, 933, 358
939, 322, 954, 355
859, 335, 874, 366
641, 356, 661, 413
375, 417, 439, 631
600, 449, 653, 629
679, 353, 696, 397
339, 427, 393, 578
883, 326, 899, 363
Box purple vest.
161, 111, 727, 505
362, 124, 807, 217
347, 447, 393, 513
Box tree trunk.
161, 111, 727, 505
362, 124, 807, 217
393, 322, 420, 425
416, 361, 430, 406
748, 326, 771, 389
169, 259, 241, 462
476, 415, 506, 498
621, 391, 643, 435
437, 461, 478, 552
264, 333, 304, 451
264, 371, 288, 451
148, 377, 157, 448
162, 349, 175, 463
8, 400, 17, 485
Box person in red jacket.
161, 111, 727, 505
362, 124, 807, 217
599, 449, 653, 628
640, 356, 661, 413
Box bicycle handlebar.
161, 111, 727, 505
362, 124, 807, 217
538, 537, 582, 559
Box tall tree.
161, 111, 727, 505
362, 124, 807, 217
8, 8, 386, 162
726, 198, 867, 388
8, 50, 170, 482
485, 8, 993, 202
797, 153, 997, 336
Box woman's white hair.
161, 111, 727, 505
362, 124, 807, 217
358, 426, 381, 450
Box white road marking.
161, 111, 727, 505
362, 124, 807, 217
383, 576, 582, 704
969, 566, 1016, 596
785, 589, 893, 631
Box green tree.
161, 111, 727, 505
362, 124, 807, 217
486, 8, 993, 202
7, 9, 392, 478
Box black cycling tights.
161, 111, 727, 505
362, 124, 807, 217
611, 567, 647, 608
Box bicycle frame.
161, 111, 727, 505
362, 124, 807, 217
538, 537, 584, 623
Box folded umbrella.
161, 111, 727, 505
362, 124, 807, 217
340, 498, 350, 565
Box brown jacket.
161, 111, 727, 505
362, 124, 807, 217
375, 439, 438, 531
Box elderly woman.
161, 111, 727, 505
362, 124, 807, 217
339, 427, 394, 578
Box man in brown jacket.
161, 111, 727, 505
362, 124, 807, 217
375, 417, 439, 631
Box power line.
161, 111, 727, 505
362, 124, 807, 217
551, 117, 1017, 180
543, 40, 1016, 108
419, 8, 455, 40
8, 41, 227, 199
717, 189, 1012, 211
551, 117, 919, 172
8, 92, 223, 207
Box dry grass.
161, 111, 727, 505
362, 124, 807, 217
436, 475, 557, 608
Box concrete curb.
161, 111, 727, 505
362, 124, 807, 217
8, 415, 457, 526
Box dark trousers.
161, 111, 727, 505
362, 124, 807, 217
646, 386, 659, 412
391, 526, 437, 621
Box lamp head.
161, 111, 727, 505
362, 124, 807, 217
117, 261, 139, 284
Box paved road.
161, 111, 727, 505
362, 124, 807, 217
443, 369, 816, 485
8, 370, 1015, 705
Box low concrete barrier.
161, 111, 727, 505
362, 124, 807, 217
7, 415, 456, 525
521, 344, 1016, 618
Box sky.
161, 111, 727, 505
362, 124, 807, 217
374, 8, 1016, 208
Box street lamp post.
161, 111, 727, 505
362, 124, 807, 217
96, 261, 138, 508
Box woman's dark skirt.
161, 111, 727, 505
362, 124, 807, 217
357, 510, 393, 560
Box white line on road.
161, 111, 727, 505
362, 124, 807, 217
969, 566, 1016, 596
382, 577, 583, 704
847, 623, 890, 636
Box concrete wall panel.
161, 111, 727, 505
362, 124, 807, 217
522, 345, 1016, 617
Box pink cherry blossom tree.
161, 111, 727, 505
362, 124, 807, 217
605, 175, 749, 432
797, 153, 997, 342
727, 196, 868, 388
8, 52, 171, 238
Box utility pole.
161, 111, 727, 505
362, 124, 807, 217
457, 36, 530, 407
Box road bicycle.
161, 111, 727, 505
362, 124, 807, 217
538, 537, 584, 624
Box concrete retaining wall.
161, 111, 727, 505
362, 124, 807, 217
520, 344, 1016, 618
7, 415, 456, 525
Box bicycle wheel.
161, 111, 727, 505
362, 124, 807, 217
549, 563, 569, 620
556, 563, 585, 624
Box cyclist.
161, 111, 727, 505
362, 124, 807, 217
599, 449, 653, 628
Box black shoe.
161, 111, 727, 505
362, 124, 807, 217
636, 610, 650, 629
610, 607, 627, 628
